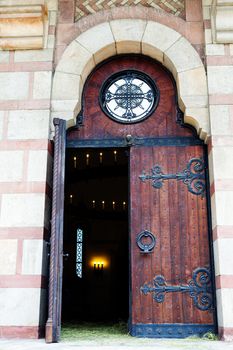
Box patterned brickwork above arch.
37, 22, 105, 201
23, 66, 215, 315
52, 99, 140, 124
75, 0, 185, 22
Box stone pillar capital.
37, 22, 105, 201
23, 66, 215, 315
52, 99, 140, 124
0, 1, 48, 50
211, 0, 233, 43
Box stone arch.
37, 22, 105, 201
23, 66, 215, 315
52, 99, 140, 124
52, 19, 209, 141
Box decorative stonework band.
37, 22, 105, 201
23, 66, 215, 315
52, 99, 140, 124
75, 0, 185, 22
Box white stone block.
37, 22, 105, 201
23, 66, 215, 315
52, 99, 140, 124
0, 112, 4, 140
47, 34, 55, 49
210, 105, 230, 135
7, 110, 50, 140
184, 107, 210, 139
164, 37, 203, 76
211, 192, 217, 229
208, 66, 233, 94
0, 288, 46, 326
52, 72, 82, 101
205, 28, 213, 44
14, 49, 53, 62
214, 238, 233, 275
0, 239, 17, 275
0, 72, 29, 100
206, 44, 225, 55
177, 67, 207, 100
0, 151, 24, 182
49, 10, 57, 26
142, 21, 181, 63
230, 44, 233, 55
57, 40, 95, 82
212, 147, 233, 179
208, 149, 214, 185
110, 19, 146, 54
0, 51, 9, 63
216, 288, 233, 327
33, 71, 52, 99
27, 150, 48, 182
76, 22, 116, 64
214, 191, 233, 225
22, 239, 46, 275
0, 194, 46, 227
203, 5, 211, 20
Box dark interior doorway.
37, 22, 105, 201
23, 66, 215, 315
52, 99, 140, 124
62, 147, 129, 324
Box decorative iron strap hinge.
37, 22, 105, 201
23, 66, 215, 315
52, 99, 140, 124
141, 267, 213, 311
139, 158, 206, 196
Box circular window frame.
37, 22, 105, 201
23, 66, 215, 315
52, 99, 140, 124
99, 69, 160, 124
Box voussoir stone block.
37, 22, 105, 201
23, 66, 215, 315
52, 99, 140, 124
52, 72, 82, 100
0, 239, 17, 275
164, 37, 203, 77
177, 67, 208, 101
142, 21, 181, 63
57, 40, 95, 82
76, 22, 116, 64
110, 19, 146, 54
184, 107, 209, 140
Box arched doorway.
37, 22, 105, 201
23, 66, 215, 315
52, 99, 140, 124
46, 55, 216, 342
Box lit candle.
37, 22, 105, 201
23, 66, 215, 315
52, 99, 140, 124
70, 194, 73, 204
92, 200, 95, 209
99, 152, 103, 164
102, 200, 105, 210
73, 156, 77, 168
123, 201, 126, 210
113, 150, 117, 162
112, 201, 115, 210
86, 153, 90, 166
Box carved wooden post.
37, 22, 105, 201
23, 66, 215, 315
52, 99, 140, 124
46, 118, 66, 343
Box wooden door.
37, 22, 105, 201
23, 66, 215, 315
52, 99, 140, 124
46, 119, 66, 343
129, 144, 215, 337
65, 54, 216, 338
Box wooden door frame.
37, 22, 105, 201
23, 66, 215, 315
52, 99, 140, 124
46, 127, 217, 342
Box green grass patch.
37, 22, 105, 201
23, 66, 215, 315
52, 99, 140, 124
61, 321, 129, 341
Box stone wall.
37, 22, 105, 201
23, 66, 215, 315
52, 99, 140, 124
0, 0, 58, 339
203, 0, 233, 341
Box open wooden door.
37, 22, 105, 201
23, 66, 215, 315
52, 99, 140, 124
46, 118, 66, 343
129, 143, 216, 337
56, 54, 216, 339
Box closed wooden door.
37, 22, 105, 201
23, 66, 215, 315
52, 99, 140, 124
129, 144, 215, 337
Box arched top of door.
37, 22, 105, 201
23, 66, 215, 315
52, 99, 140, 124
52, 19, 209, 142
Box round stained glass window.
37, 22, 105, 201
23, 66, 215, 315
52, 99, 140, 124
99, 70, 159, 124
